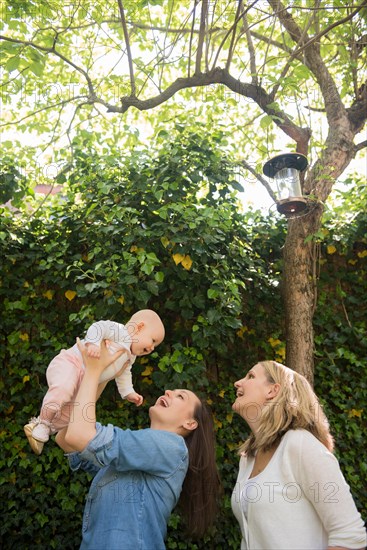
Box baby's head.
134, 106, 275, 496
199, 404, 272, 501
127, 309, 165, 356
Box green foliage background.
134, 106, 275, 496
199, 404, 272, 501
0, 132, 366, 549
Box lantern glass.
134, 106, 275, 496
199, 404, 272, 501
274, 167, 302, 201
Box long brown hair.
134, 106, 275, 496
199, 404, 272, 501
178, 399, 221, 538
240, 361, 334, 457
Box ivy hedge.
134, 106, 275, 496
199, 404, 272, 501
0, 134, 366, 548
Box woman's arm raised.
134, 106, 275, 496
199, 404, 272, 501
64, 338, 123, 451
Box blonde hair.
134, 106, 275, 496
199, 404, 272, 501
239, 361, 334, 456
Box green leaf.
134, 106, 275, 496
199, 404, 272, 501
207, 288, 219, 299
5, 56, 20, 72
154, 271, 164, 282
29, 62, 44, 77
260, 115, 274, 129
172, 362, 183, 373
146, 280, 159, 295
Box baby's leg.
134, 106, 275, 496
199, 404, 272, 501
39, 349, 84, 430
25, 349, 83, 453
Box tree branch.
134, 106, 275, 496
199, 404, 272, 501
0, 96, 87, 129
347, 81, 367, 133
117, 0, 136, 95
211, 0, 258, 70
0, 34, 123, 114
195, 0, 208, 75
240, 159, 277, 202
41, 103, 67, 153
270, 4, 317, 100
225, 0, 243, 71
188, 1, 197, 78
242, 9, 258, 85
267, 0, 367, 125
114, 67, 310, 152
250, 30, 294, 55
0, 34, 97, 100
354, 140, 367, 153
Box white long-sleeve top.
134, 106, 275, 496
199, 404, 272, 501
72, 320, 136, 399
231, 429, 367, 550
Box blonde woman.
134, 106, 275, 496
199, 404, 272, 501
231, 360, 366, 550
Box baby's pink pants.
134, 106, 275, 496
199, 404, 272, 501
39, 348, 84, 432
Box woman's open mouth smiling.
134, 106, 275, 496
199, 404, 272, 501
157, 396, 169, 407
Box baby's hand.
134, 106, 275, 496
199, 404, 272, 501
126, 392, 144, 407
85, 343, 101, 358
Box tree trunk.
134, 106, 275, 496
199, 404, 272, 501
283, 205, 324, 384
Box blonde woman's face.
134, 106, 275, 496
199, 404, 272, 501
232, 364, 277, 422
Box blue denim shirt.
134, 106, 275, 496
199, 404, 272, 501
68, 423, 189, 550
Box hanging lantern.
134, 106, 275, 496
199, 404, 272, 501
263, 153, 308, 216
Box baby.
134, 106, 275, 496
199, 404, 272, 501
24, 309, 165, 454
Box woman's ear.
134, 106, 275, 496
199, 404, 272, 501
267, 383, 281, 400
182, 418, 198, 432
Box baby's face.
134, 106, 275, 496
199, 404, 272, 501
130, 322, 164, 356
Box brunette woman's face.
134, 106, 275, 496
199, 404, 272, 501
149, 389, 200, 434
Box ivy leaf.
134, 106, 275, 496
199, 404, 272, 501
155, 271, 164, 282
65, 290, 77, 301
181, 255, 193, 270
172, 253, 184, 265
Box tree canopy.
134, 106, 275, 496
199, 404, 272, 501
2, 0, 366, 379
1, 1, 366, 167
